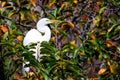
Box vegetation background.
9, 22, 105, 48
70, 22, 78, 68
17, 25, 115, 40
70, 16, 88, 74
0, 0, 120, 80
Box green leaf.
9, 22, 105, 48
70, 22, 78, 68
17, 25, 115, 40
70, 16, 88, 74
8, 10, 16, 17
73, 48, 79, 58
3, 52, 16, 57
2, 31, 9, 40
62, 48, 69, 53
99, 7, 106, 14
59, 30, 67, 36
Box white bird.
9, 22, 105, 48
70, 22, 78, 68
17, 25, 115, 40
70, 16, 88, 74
23, 18, 52, 72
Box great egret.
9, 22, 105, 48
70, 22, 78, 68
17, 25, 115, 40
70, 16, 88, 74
23, 18, 52, 72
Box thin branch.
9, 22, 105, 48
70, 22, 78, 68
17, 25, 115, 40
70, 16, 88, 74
0, 14, 31, 30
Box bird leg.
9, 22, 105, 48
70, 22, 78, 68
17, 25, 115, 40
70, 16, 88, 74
36, 42, 41, 61
23, 43, 41, 72
36, 42, 47, 62
23, 57, 30, 72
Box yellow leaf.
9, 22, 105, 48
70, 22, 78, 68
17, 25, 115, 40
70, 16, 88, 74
29, 72, 34, 76
30, 0, 36, 7
73, 0, 78, 4
87, 58, 91, 64
109, 63, 119, 74
51, 36, 55, 42
61, 2, 69, 8
70, 40, 75, 45
93, 19, 98, 25
99, 53, 103, 59
2, 1, 6, 7
8, 11, 15, 17
79, 51, 86, 56
99, 31, 106, 35
34, 77, 39, 80
99, 7, 106, 14
106, 58, 111, 66
6, 6, 12, 9
17, 35, 23, 41
98, 67, 107, 75
20, 12, 25, 20
106, 59, 119, 74
70, 40, 75, 49
28, 13, 36, 22
93, 16, 101, 26
48, 0, 56, 7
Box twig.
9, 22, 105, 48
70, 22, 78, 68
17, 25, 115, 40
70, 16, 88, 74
0, 14, 30, 27
36, 0, 48, 17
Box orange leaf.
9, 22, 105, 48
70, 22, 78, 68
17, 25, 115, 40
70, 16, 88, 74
61, 21, 74, 30
67, 77, 73, 80
53, 29, 59, 34
17, 35, 23, 41
97, 1, 102, 6
14, 73, 25, 80
90, 78, 98, 80
0, 25, 8, 32
106, 40, 116, 46
0, 8, 3, 11
61, 23, 67, 30
80, 15, 88, 21
30, 0, 36, 7
90, 34, 95, 39
98, 67, 107, 75
67, 21, 74, 28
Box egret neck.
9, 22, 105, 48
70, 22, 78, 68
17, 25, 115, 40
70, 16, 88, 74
37, 25, 51, 42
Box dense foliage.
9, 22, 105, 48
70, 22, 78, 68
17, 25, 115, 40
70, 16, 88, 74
0, 0, 120, 80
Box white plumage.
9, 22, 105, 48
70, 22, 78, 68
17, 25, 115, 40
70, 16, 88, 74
23, 18, 52, 72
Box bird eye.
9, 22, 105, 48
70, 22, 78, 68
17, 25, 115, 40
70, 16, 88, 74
46, 20, 50, 22
41, 32, 45, 36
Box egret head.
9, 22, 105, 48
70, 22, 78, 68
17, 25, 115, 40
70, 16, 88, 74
37, 18, 52, 28
36, 18, 52, 41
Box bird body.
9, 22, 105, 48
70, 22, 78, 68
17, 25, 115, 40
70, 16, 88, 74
23, 18, 52, 46
23, 29, 42, 46
23, 18, 52, 72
